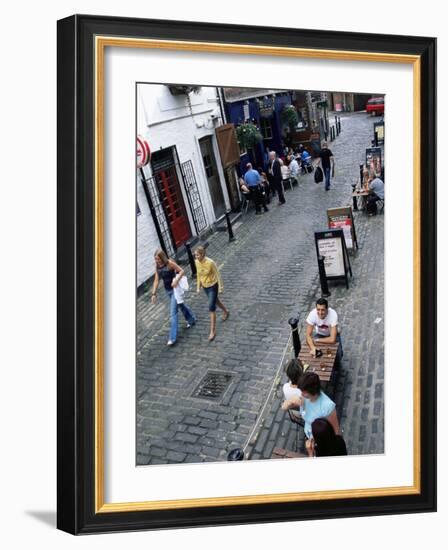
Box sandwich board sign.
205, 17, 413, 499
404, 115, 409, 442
314, 229, 352, 289
373, 121, 384, 146
365, 146, 382, 176
327, 206, 358, 250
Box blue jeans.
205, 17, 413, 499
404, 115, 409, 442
203, 283, 219, 312
324, 167, 331, 190
166, 289, 196, 342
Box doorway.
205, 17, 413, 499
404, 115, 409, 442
151, 148, 191, 248
199, 136, 226, 219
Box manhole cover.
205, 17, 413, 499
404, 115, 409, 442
192, 371, 233, 401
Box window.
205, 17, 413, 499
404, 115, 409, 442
260, 117, 273, 139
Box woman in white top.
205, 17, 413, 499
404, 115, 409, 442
282, 358, 304, 422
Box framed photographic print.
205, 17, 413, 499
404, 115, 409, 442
57, 14, 436, 534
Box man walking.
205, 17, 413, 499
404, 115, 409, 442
244, 163, 268, 214
317, 142, 335, 191
267, 151, 286, 205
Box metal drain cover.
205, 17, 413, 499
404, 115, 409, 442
192, 371, 233, 401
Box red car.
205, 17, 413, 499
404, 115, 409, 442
366, 97, 384, 116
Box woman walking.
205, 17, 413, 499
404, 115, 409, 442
194, 245, 229, 341
151, 249, 196, 346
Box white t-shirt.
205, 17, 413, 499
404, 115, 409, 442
282, 383, 302, 402
306, 307, 338, 337
282, 383, 302, 421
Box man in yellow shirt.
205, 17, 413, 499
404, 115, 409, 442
194, 246, 229, 341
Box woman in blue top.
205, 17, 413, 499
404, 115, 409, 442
282, 371, 340, 440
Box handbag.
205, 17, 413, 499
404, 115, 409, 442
173, 275, 189, 304
314, 165, 323, 183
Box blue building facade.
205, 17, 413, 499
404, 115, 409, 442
223, 90, 294, 176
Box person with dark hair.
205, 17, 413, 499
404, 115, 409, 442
306, 297, 343, 360
282, 358, 304, 423
282, 358, 304, 401
306, 418, 347, 457
267, 151, 286, 205
151, 249, 196, 346
257, 168, 271, 204
316, 141, 335, 190
282, 371, 339, 440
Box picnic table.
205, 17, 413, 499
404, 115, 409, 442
298, 341, 339, 386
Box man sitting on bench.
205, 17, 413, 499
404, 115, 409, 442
366, 174, 385, 216
306, 298, 343, 362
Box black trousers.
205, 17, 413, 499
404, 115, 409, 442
249, 186, 263, 212
273, 178, 285, 203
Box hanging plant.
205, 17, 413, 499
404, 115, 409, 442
236, 123, 262, 150
281, 105, 299, 131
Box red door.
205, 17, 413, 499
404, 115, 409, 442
155, 166, 191, 247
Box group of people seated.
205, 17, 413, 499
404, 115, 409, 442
282, 359, 347, 458
281, 297, 347, 458
238, 145, 316, 214
359, 167, 385, 216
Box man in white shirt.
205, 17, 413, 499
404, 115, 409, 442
306, 298, 343, 360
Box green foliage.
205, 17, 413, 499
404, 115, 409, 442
281, 105, 299, 131
236, 123, 263, 150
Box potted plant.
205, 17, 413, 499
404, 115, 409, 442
281, 105, 299, 132
236, 123, 263, 151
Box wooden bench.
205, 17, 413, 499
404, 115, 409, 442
271, 447, 306, 459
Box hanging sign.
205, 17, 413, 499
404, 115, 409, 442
327, 206, 358, 250
137, 135, 151, 168
315, 229, 352, 289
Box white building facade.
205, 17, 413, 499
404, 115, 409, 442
137, 84, 232, 287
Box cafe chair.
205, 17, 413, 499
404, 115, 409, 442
240, 192, 251, 214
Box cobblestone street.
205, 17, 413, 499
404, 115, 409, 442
137, 111, 384, 465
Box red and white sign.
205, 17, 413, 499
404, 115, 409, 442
137, 135, 151, 168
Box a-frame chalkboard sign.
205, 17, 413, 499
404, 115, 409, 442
314, 228, 352, 289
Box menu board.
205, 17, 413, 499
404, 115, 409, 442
315, 229, 353, 289
374, 121, 385, 145
317, 236, 345, 277
327, 206, 357, 250
366, 147, 382, 176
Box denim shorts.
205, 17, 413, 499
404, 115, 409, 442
204, 283, 219, 312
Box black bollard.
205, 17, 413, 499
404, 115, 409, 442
185, 240, 197, 279
338, 116, 341, 133
225, 211, 235, 242
352, 183, 359, 211
227, 448, 244, 461
318, 255, 331, 297
335, 116, 339, 136
288, 315, 301, 358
